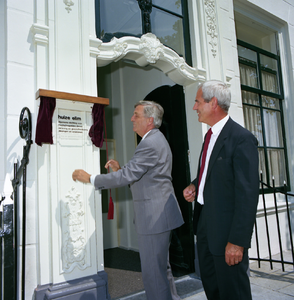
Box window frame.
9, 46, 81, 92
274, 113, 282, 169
237, 39, 290, 192
95, 0, 192, 65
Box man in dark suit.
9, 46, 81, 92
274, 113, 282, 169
73, 100, 183, 300
183, 80, 259, 300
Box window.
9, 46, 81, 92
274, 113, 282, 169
97, 0, 142, 41
237, 40, 289, 189
150, 0, 186, 58
95, 0, 191, 64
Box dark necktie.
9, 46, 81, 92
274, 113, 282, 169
198, 128, 212, 192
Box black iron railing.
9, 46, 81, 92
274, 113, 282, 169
0, 107, 32, 300
0, 196, 15, 300
250, 173, 294, 271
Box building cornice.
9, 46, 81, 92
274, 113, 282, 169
90, 33, 206, 86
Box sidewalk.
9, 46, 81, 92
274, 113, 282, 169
119, 251, 294, 300
183, 251, 294, 300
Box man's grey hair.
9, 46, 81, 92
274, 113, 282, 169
135, 100, 164, 128
198, 80, 231, 113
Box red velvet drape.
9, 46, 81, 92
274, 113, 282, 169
35, 96, 56, 146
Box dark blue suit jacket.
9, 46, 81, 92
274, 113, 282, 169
192, 117, 259, 255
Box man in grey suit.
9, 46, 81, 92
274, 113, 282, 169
72, 100, 184, 300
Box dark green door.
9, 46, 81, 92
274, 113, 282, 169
144, 84, 194, 276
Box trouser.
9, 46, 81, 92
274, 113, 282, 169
197, 210, 252, 300
137, 231, 180, 300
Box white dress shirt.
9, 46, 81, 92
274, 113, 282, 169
197, 115, 229, 205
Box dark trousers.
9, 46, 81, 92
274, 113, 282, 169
197, 211, 252, 300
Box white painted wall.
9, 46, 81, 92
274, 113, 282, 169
33, 0, 104, 293
1, 0, 101, 299
38, 99, 102, 284
1, 1, 36, 299
185, 0, 246, 180
0, 0, 6, 194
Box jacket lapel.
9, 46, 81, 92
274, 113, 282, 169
205, 117, 233, 180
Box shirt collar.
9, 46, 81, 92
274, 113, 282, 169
211, 115, 229, 135
142, 129, 152, 140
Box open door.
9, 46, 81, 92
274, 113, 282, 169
144, 84, 195, 276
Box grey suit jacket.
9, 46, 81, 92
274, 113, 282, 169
94, 128, 184, 235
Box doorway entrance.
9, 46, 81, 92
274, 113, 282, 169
144, 84, 194, 276
98, 61, 194, 298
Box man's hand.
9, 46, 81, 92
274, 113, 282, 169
225, 242, 244, 266
183, 183, 196, 202
105, 159, 121, 172
72, 169, 91, 183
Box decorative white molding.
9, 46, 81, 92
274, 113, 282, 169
113, 40, 129, 61
226, 75, 233, 87
204, 0, 218, 58
61, 186, 89, 273
89, 38, 102, 57
90, 33, 206, 86
139, 33, 165, 63
64, 0, 74, 13
31, 23, 49, 45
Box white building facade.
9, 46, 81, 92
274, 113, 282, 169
1, 0, 294, 299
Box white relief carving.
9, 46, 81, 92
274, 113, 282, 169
205, 0, 218, 58
174, 57, 186, 70
139, 33, 164, 63
61, 186, 88, 272
113, 40, 128, 61
92, 33, 205, 85
64, 0, 74, 13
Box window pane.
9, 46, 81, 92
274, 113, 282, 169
267, 149, 286, 186
243, 105, 263, 146
151, 7, 185, 57
260, 55, 280, 94
263, 109, 283, 147
238, 45, 259, 88
242, 91, 259, 106
238, 45, 257, 61
152, 0, 182, 15
258, 148, 266, 184
239, 63, 258, 88
100, 0, 141, 41
261, 95, 279, 109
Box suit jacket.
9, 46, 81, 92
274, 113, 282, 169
192, 118, 259, 255
94, 128, 184, 235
